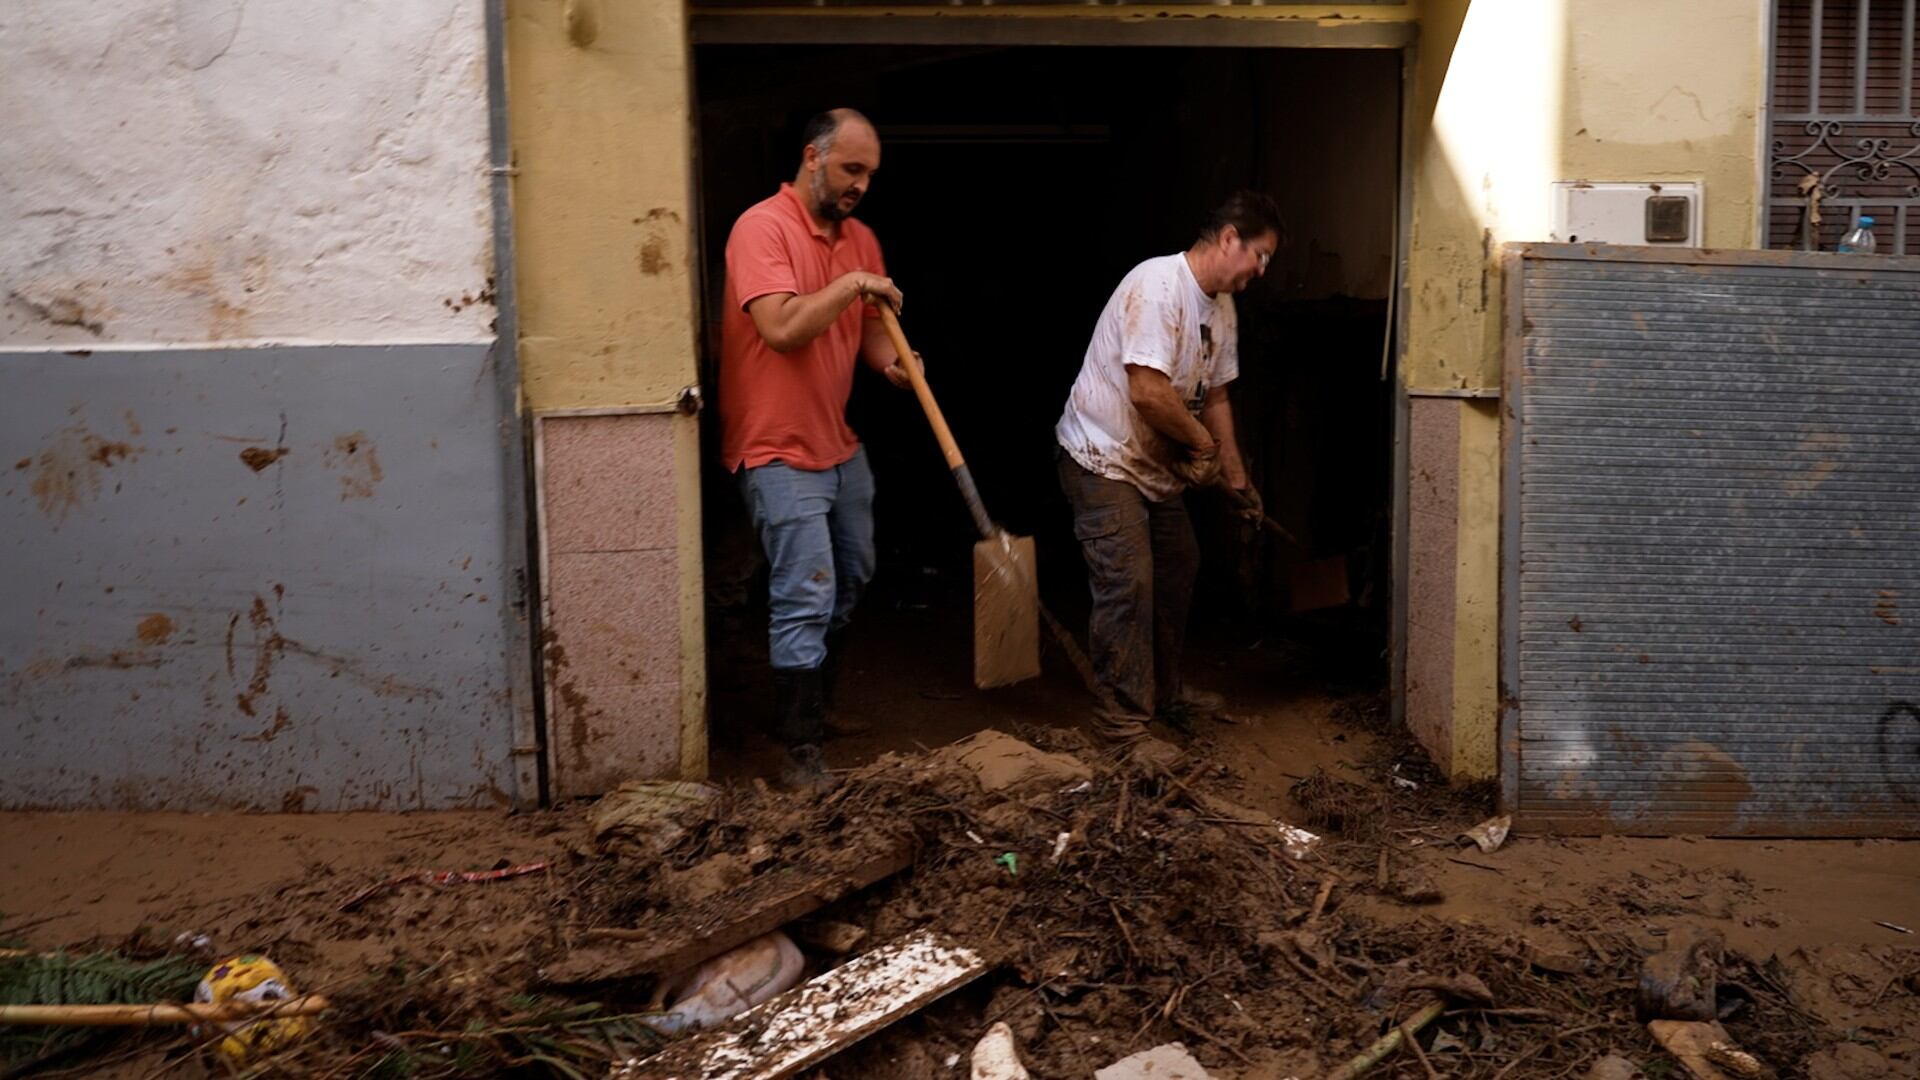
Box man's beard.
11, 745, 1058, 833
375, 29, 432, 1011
811, 170, 857, 222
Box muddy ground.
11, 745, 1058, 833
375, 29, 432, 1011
4, 625, 1919, 1079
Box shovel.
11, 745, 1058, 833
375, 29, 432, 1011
1216, 479, 1305, 549
876, 305, 1041, 689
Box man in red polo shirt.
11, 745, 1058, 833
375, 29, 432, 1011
720, 108, 911, 788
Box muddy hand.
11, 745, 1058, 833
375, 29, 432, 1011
1175, 441, 1222, 488
1230, 483, 1264, 526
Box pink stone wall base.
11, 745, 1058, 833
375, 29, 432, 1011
537, 413, 687, 800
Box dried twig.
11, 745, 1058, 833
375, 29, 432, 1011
1309, 877, 1339, 924
1742, 958, 1827, 1028
987, 898, 1018, 945
1325, 999, 1445, 1080
1039, 995, 1096, 1078
1171, 1013, 1254, 1067
983, 980, 1048, 1026
1488, 1021, 1608, 1080
1870, 963, 1919, 1008
1152, 763, 1210, 811
1453, 1007, 1558, 1020
1402, 1013, 1443, 1080
1109, 902, 1141, 965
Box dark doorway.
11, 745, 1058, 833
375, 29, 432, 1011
695, 45, 1401, 776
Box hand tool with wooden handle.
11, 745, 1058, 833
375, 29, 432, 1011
1215, 478, 1305, 549
876, 305, 1041, 689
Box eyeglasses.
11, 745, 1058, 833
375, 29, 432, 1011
1234, 238, 1273, 269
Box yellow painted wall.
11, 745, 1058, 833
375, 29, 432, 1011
508, 0, 698, 411
1403, 0, 1767, 778
508, 0, 708, 783
1560, 1, 1767, 250
1408, 0, 1561, 394
1408, 0, 1764, 392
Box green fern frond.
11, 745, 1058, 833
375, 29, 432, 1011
0, 951, 206, 1067
0, 951, 203, 1007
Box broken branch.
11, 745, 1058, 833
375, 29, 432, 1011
1308, 877, 1338, 924
1325, 999, 1444, 1080
1402, 1013, 1443, 1080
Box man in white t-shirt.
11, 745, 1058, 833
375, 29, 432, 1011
1056, 191, 1282, 741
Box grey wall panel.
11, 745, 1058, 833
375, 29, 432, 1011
0, 344, 520, 810
1504, 246, 1920, 836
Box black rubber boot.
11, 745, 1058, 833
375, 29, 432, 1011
772, 666, 826, 745
773, 668, 832, 790
821, 627, 850, 710
818, 628, 870, 737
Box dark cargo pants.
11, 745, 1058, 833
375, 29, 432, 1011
1057, 451, 1199, 719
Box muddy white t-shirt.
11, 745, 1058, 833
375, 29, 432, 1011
1056, 253, 1239, 501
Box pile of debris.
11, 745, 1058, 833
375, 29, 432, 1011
557, 728, 1336, 1077
508, 727, 1812, 1079
6, 723, 1916, 1079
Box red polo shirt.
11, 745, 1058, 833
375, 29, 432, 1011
719, 183, 887, 472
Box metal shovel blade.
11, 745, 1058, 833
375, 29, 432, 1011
973, 532, 1041, 689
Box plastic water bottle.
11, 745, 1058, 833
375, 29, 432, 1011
1839, 216, 1878, 254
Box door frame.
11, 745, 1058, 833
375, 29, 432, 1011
686, 10, 1421, 756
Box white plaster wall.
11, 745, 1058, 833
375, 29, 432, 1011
0, 0, 495, 347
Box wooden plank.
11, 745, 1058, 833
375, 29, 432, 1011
539, 839, 914, 986
613, 930, 990, 1080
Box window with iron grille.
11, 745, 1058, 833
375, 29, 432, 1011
1769, 0, 1920, 253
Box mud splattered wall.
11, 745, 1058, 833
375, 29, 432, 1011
506, 0, 708, 793
0, 1, 530, 809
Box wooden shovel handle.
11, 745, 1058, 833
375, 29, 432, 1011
876, 304, 995, 539
877, 304, 964, 472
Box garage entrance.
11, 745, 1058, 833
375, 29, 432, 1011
693, 40, 1405, 774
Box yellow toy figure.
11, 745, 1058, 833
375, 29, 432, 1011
193, 954, 311, 1065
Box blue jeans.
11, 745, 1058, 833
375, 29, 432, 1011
738, 449, 877, 671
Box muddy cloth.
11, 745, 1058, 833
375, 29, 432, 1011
1054, 252, 1238, 501
1058, 450, 1199, 721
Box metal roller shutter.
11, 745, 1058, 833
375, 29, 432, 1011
1502, 244, 1920, 835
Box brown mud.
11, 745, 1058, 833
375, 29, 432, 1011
4, 620, 1919, 1078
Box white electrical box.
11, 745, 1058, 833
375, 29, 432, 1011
1549, 181, 1703, 246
